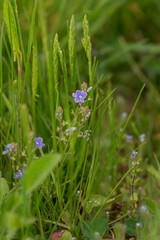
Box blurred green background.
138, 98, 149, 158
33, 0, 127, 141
1, 0, 160, 100
1, 0, 160, 155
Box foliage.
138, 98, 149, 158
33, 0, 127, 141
1, 0, 160, 239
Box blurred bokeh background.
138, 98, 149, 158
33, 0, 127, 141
1, 0, 160, 98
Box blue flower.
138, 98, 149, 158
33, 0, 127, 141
72, 90, 87, 103
13, 172, 19, 179
140, 205, 147, 211
2, 143, 13, 155
13, 168, 24, 179
19, 170, 23, 178
131, 150, 137, 158
71, 127, 77, 131
139, 133, 145, 143
87, 86, 92, 92
126, 135, 133, 142
86, 111, 91, 118
34, 137, 45, 148
136, 222, 141, 227
65, 127, 77, 134
65, 129, 71, 134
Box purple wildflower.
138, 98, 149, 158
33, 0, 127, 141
87, 86, 92, 92
72, 90, 87, 103
65, 127, 77, 134
19, 170, 23, 178
2, 143, 13, 155
131, 150, 137, 158
71, 127, 77, 131
65, 129, 71, 134
13, 172, 19, 179
13, 168, 24, 179
34, 137, 45, 148
86, 111, 91, 118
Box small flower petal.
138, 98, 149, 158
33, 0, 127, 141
36, 142, 45, 148
2, 148, 9, 155
75, 97, 80, 103
81, 91, 87, 98
71, 127, 77, 131
34, 137, 43, 143
6, 143, 13, 149
79, 98, 84, 103
76, 90, 82, 96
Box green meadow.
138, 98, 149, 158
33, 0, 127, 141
0, 0, 160, 239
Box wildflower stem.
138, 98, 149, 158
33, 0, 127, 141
59, 118, 63, 152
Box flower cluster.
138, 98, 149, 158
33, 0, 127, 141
55, 82, 92, 144
56, 106, 63, 120
131, 150, 137, 159
2, 143, 17, 155
65, 127, 77, 134
34, 137, 45, 148
13, 168, 24, 179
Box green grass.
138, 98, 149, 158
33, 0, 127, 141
0, 0, 160, 240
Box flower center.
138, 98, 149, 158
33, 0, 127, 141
79, 95, 82, 98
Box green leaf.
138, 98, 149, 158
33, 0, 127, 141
60, 230, 72, 240
5, 212, 34, 240
3, 0, 11, 45
3, 0, 20, 61
143, 197, 160, 214
92, 216, 108, 234
147, 165, 160, 182
82, 217, 108, 240
82, 220, 95, 240
86, 194, 106, 213
68, 15, 75, 89
124, 218, 137, 236
86, 194, 122, 213
24, 153, 61, 194
0, 177, 9, 205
